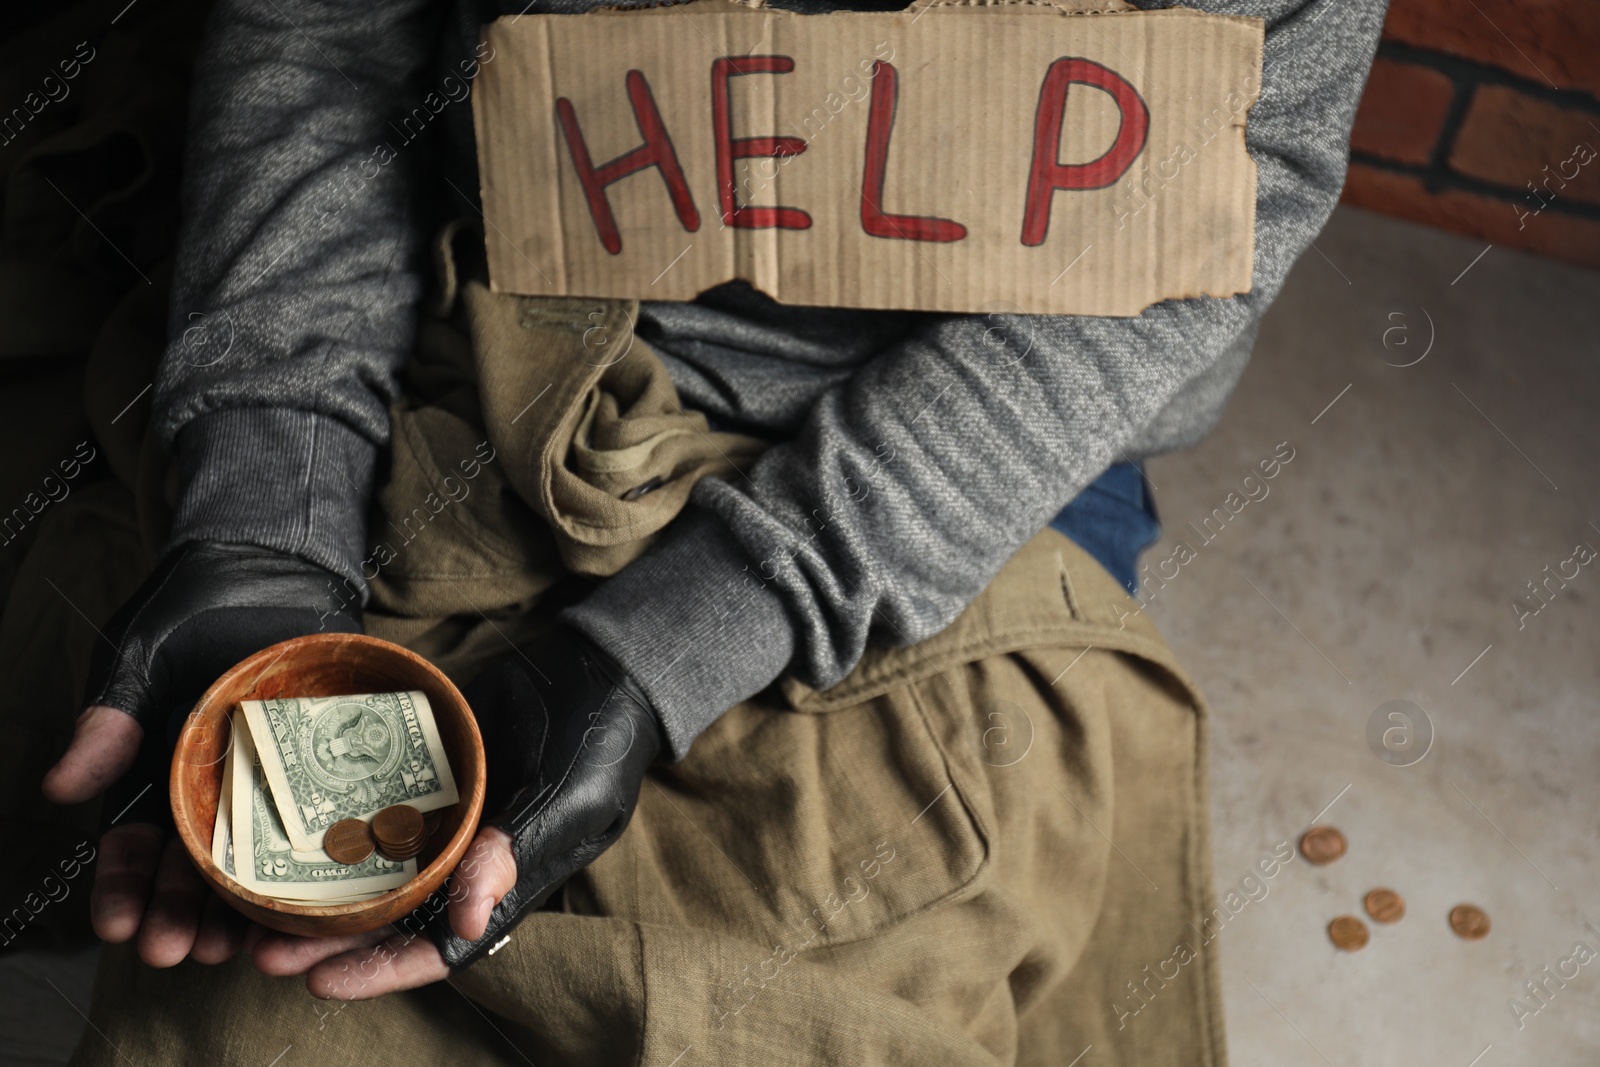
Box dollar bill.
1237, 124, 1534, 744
231, 713, 415, 901
239, 690, 458, 852
213, 721, 320, 874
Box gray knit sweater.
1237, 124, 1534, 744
158, 0, 1385, 759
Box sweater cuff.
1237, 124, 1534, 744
559, 505, 796, 762
168, 408, 377, 597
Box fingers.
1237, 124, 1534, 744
136, 839, 209, 967
256, 825, 514, 994
448, 826, 517, 942
89, 824, 163, 943
307, 934, 450, 1000
252, 928, 387, 977
190, 893, 248, 965
42, 705, 144, 806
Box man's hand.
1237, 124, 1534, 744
250, 826, 515, 998
251, 627, 665, 998
41, 541, 361, 967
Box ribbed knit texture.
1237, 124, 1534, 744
560, 506, 794, 761
171, 409, 376, 588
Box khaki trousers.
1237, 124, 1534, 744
71, 530, 1225, 1067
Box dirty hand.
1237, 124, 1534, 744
42, 541, 359, 967
251, 627, 664, 999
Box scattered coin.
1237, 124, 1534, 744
323, 818, 376, 865
1299, 825, 1348, 866
373, 804, 426, 861
1364, 887, 1406, 924
1449, 903, 1490, 941
1328, 915, 1370, 951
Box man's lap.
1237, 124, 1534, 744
72, 530, 1223, 1067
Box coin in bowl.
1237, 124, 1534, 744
374, 804, 427, 861
323, 818, 376, 865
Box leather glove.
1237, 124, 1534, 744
83, 540, 361, 829
429, 626, 664, 970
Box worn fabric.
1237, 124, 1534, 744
356, 222, 768, 729
153, 0, 1388, 750
358, 225, 1174, 758
426, 221, 768, 580
71, 529, 1227, 1067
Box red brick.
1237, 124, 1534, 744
1341, 163, 1600, 270
1449, 85, 1600, 208
1383, 0, 1600, 98
1350, 58, 1456, 165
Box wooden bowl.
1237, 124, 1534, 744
170, 633, 485, 937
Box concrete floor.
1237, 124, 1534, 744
1142, 205, 1600, 1066
2, 204, 1597, 1065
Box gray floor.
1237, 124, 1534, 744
1144, 205, 1600, 1066
2, 204, 1596, 1065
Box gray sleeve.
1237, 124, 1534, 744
154, 0, 440, 586
562, 0, 1388, 760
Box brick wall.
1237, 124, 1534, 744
1341, 0, 1600, 269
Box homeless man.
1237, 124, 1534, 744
40, 0, 1384, 1062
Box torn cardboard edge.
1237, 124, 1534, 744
472, 0, 1263, 315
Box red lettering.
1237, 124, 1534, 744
711, 56, 811, 230
1021, 58, 1148, 247
860, 61, 966, 243
556, 69, 700, 255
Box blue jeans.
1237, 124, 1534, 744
1048, 463, 1161, 595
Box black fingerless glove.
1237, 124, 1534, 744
429, 627, 664, 970
83, 540, 361, 829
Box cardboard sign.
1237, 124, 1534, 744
472, 0, 1263, 315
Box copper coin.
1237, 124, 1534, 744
373, 804, 426, 859
1364, 887, 1406, 924
1299, 826, 1348, 866
376, 836, 424, 861
372, 804, 424, 846
380, 840, 424, 862
423, 810, 444, 840
1328, 915, 1370, 951
323, 819, 375, 865
1449, 903, 1491, 940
